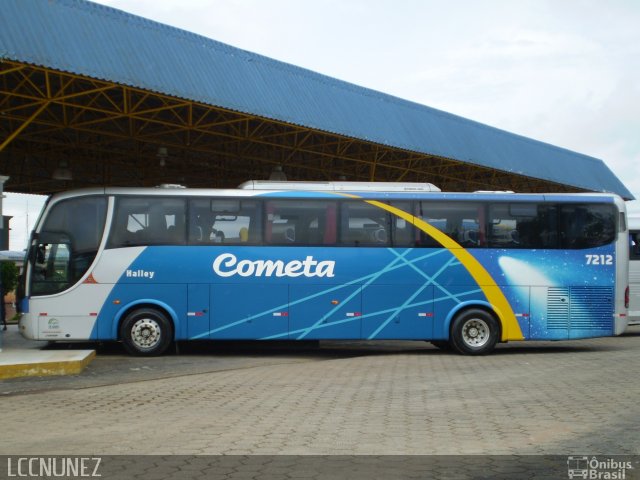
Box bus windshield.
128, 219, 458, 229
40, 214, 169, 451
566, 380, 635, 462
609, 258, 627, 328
29, 196, 107, 295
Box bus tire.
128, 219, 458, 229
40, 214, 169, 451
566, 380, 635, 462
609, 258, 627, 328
119, 307, 173, 356
450, 309, 499, 355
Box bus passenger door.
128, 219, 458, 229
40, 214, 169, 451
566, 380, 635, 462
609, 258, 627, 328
187, 284, 210, 339
362, 285, 434, 339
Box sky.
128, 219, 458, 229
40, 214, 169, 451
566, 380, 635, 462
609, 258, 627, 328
3, 0, 640, 250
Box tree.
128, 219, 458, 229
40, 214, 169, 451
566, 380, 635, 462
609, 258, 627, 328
1, 261, 19, 293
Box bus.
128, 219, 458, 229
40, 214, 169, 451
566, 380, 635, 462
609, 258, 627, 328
17, 181, 630, 355
629, 216, 640, 326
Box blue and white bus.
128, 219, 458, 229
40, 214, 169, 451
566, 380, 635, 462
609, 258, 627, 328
17, 181, 630, 355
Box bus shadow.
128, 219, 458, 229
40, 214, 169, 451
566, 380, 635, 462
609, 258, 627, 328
44, 338, 436, 358
494, 342, 636, 355
493, 344, 600, 355
621, 326, 640, 337
176, 340, 436, 358
43, 334, 638, 358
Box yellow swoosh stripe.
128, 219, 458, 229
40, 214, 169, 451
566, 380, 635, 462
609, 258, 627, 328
365, 200, 524, 341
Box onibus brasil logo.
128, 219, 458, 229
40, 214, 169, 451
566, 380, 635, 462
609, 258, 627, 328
567, 456, 633, 479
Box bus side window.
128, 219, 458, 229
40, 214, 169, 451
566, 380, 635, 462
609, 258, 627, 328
190, 198, 262, 245
265, 200, 337, 246
387, 201, 420, 247
340, 201, 390, 247
560, 204, 616, 249
488, 204, 520, 248
108, 197, 186, 248
189, 210, 211, 243
417, 201, 484, 248
488, 203, 560, 249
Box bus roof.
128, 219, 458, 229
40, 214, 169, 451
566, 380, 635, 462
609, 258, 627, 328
238, 180, 441, 192
43, 185, 625, 209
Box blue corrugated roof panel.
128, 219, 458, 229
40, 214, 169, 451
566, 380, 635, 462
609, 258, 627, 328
0, 0, 633, 199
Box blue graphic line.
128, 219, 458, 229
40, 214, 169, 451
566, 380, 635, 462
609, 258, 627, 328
201, 248, 449, 338
296, 249, 414, 339
366, 255, 459, 339
263, 288, 483, 339
286, 248, 449, 313
388, 249, 465, 304
363, 288, 484, 320
367, 284, 430, 339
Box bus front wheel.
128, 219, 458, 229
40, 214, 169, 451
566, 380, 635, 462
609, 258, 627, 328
450, 309, 499, 355
119, 308, 173, 356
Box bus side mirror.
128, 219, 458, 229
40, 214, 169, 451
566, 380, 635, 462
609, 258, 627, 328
28, 247, 37, 264
36, 245, 46, 264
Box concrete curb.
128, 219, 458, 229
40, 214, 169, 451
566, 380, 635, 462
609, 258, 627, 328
0, 350, 96, 380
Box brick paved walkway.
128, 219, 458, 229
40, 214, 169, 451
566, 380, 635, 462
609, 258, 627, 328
1, 329, 639, 456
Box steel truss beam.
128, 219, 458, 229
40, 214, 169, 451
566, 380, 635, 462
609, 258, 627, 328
0, 60, 581, 195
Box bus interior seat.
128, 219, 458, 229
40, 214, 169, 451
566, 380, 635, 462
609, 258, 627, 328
239, 227, 249, 242
190, 225, 204, 242
267, 225, 295, 243
166, 225, 182, 243
461, 230, 479, 247
212, 230, 225, 243
393, 221, 412, 245
190, 211, 212, 243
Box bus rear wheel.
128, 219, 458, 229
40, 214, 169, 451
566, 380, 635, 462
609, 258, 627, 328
450, 309, 499, 355
120, 308, 173, 356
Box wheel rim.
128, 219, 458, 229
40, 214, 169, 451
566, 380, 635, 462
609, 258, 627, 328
461, 318, 490, 348
130, 317, 161, 349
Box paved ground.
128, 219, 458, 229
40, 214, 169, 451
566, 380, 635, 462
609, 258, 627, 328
0, 327, 639, 458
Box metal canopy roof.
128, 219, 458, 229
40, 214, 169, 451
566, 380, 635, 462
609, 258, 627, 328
0, 0, 633, 199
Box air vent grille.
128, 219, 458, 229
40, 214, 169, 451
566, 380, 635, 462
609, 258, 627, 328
547, 286, 613, 331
